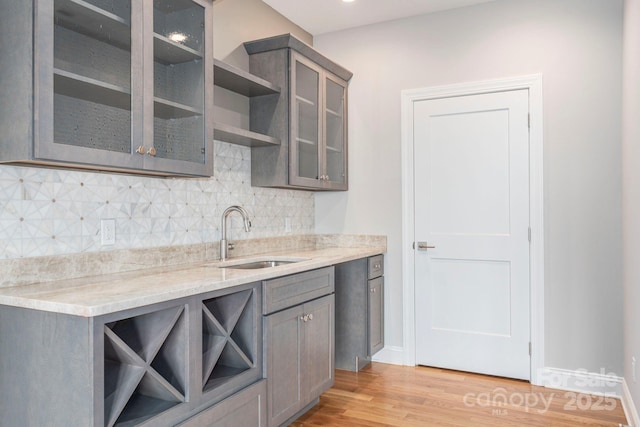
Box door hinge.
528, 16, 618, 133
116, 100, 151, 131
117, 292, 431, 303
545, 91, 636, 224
528, 227, 531, 243
529, 342, 532, 356
201, 147, 206, 155
528, 113, 531, 129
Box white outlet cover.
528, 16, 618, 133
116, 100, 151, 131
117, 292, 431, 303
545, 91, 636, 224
101, 219, 116, 246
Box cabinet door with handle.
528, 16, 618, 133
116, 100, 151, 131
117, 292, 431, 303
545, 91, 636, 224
36, 0, 141, 170
301, 294, 334, 401
265, 303, 304, 427
264, 294, 334, 427
322, 73, 348, 190
143, 0, 213, 176
368, 277, 384, 356
290, 52, 322, 188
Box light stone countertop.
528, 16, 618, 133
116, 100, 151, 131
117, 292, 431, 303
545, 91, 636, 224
0, 245, 385, 317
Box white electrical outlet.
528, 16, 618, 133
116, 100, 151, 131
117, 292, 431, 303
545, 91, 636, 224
633, 356, 637, 383
101, 219, 116, 246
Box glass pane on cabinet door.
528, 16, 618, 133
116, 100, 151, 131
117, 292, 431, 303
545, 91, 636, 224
53, 0, 132, 152
152, 0, 205, 163
295, 61, 319, 180
325, 78, 345, 184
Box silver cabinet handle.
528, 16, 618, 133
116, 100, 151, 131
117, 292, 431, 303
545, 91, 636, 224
415, 241, 436, 251
370, 288, 376, 293
308, 313, 313, 320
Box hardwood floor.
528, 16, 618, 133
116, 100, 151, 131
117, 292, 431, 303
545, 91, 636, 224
292, 363, 628, 426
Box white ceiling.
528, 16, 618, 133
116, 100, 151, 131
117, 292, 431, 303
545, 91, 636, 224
262, 0, 498, 35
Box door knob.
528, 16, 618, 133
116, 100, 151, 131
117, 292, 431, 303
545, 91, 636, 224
414, 241, 436, 251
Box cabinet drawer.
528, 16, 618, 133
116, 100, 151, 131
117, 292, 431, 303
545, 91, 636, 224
263, 267, 334, 314
178, 380, 267, 427
368, 255, 384, 279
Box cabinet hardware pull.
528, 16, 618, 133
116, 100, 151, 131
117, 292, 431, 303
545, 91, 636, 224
136, 146, 145, 155
371, 288, 376, 293
147, 147, 157, 157
308, 313, 313, 320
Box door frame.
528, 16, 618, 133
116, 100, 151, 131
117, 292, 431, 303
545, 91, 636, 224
400, 75, 545, 385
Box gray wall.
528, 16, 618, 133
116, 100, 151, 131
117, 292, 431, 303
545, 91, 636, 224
623, 0, 640, 413
213, 0, 311, 68
314, 0, 624, 375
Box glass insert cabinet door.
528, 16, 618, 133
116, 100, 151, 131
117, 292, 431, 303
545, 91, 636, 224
36, 0, 139, 170
34, 0, 213, 176
149, 0, 209, 171
290, 52, 348, 190
292, 56, 321, 184
324, 75, 347, 188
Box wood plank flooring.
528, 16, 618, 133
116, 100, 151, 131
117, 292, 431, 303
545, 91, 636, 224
292, 363, 628, 426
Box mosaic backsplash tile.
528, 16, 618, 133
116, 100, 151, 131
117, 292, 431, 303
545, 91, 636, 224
0, 141, 314, 259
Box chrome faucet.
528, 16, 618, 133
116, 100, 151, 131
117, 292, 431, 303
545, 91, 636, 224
220, 205, 252, 261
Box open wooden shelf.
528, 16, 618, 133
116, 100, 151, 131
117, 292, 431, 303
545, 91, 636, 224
214, 59, 280, 97
214, 122, 279, 147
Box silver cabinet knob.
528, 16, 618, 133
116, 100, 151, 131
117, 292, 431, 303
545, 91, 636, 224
308, 313, 313, 321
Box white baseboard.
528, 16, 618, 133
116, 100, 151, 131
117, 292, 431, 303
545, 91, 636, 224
622, 379, 640, 427
540, 367, 623, 397
372, 346, 405, 365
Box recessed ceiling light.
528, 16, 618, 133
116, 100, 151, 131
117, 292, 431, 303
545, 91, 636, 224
342, 0, 355, 3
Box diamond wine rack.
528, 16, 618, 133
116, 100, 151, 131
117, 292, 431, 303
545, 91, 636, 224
202, 289, 256, 393
103, 305, 187, 427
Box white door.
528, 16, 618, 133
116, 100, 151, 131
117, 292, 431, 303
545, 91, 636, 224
414, 89, 530, 380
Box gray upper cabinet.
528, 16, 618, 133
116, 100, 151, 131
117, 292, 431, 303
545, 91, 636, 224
245, 34, 352, 191
0, 0, 214, 177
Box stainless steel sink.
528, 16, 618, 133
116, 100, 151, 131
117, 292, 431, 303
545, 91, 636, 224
220, 260, 298, 269
213, 257, 309, 269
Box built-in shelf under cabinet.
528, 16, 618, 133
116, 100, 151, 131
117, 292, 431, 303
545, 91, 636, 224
213, 59, 281, 148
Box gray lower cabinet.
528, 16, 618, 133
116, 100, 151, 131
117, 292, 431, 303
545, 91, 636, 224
0, 0, 214, 177
335, 255, 385, 371
0, 282, 262, 427
263, 267, 335, 427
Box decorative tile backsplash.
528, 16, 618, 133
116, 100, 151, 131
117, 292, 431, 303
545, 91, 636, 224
0, 141, 314, 259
